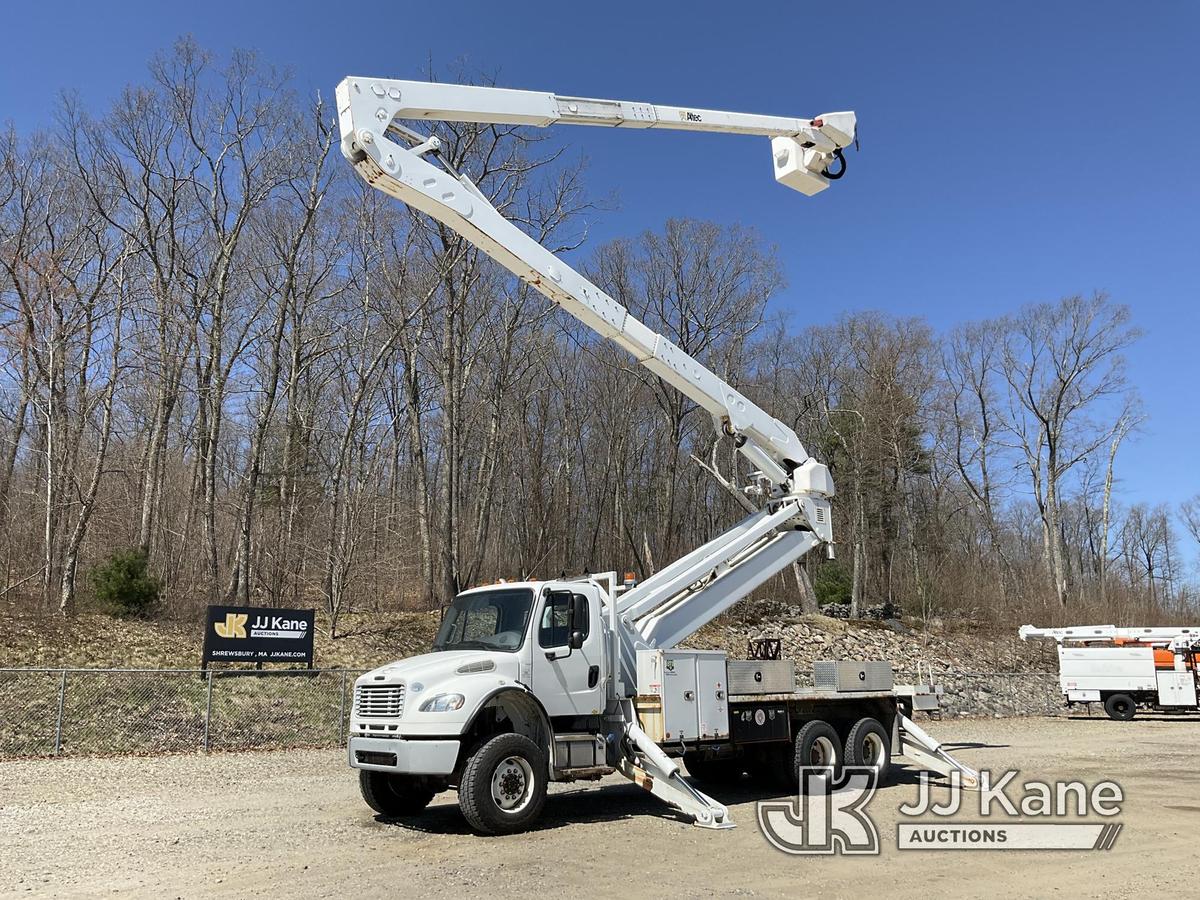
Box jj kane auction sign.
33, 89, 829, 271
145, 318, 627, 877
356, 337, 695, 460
202, 605, 315, 666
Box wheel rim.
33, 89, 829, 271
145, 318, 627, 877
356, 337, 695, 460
491, 755, 535, 813
809, 736, 835, 768
861, 732, 885, 768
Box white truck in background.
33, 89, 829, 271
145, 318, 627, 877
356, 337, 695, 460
338, 77, 978, 834
1021, 624, 1200, 720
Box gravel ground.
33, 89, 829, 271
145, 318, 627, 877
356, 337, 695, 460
3, 716, 1199, 899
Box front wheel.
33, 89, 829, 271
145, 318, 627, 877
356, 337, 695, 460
359, 770, 436, 817
459, 733, 548, 835
1104, 693, 1137, 721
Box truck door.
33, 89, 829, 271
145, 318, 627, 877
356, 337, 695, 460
530, 586, 604, 718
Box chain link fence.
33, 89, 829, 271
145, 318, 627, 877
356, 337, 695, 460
0, 666, 1068, 760
0, 668, 365, 758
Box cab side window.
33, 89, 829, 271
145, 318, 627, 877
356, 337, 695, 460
538, 592, 588, 648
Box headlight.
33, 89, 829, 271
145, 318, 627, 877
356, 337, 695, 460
419, 692, 465, 713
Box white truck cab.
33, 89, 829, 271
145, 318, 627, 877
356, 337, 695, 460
350, 581, 613, 832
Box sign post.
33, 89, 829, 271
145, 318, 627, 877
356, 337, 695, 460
202, 605, 315, 670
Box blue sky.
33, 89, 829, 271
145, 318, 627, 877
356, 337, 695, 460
2, 1, 1197, 515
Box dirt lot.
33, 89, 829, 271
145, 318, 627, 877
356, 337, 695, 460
3, 716, 1199, 899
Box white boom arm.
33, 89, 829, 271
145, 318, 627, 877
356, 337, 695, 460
1020, 624, 1200, 647
339, 80, 856, 196
337, 78, 851, 664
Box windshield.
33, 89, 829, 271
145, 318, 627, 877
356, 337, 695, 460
432, 588, 535, 652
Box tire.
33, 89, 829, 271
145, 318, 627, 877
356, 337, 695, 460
358, 770, 436, 817
788, 720, 843, 792
844, 717, 892, 781
1104, 693, 1136, 721
458, 733, 548, 835
683, 751, 743, 784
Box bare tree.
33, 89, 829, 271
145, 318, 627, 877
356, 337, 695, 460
999, 294, 1140, 607
1098, 396, 1143, 604
1, 39, 1189, 637
225, 95, 338, 604
939, 320, 1015, 600
593, 219, 781, 564
1180, 495, 1200, 548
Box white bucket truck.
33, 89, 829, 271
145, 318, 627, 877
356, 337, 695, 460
338, 77, 977, 833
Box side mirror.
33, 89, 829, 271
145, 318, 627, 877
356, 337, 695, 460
570, 593, 586, 637
544, 591, 587, 659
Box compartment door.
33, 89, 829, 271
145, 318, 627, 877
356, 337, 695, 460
661, 653, 698, 741
695, 655, 730, 740
1157, 671, 1198, 707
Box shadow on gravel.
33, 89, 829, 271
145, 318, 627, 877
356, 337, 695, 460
369, 769, 959, 836
371, 778, 810, 836
939, 741, 1009, 750
373, 782, 687, 835
1063, 716, 1200, 724
887, 764, 972, 789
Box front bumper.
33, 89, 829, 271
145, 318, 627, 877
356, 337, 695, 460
348, 736, 460, 775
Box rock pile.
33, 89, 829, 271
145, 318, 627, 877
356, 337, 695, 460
683, 599, 1064, 718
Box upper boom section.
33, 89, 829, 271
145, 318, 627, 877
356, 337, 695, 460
336, 77, 846, 536
339, 79, 856, 196
1020, 624, 1200, 646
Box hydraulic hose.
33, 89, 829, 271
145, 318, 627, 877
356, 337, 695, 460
822, 148, 847, 180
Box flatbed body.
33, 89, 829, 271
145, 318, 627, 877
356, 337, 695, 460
729, 689, 898, 703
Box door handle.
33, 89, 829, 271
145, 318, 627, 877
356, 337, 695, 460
588, 665, 599, 689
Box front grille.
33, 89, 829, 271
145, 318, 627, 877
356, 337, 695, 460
355, 683, 405, 718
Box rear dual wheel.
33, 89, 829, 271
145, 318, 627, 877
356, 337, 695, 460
769, 720, 842, 792
781, 716, 892, 789
844, 717, 892, 779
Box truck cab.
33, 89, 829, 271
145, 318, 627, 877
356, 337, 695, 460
349, 580, 611, 833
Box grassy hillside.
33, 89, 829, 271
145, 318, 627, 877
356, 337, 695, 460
0, 598, 1052, 674
0, 606, 440, 671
